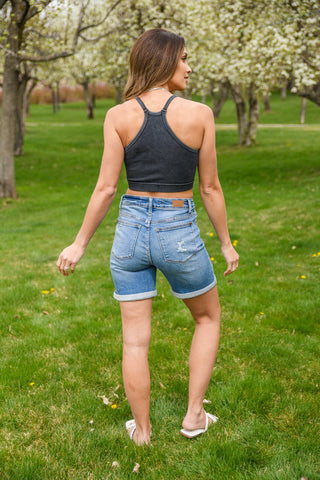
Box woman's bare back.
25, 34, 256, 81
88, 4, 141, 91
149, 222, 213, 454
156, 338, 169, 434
112, 93, 209, 152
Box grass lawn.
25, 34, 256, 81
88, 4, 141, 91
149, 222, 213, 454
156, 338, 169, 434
0, 93, 319, 479
214, 90, 320, 125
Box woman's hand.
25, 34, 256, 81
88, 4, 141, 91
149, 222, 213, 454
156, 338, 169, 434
221, 243, 239, 276
56, 243, 86, 276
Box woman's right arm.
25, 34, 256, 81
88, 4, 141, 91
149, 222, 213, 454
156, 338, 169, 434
197, 105, 239, 276
56, 107, 124, 276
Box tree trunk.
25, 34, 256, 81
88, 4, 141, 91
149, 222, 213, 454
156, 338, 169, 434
56, 81, 61, 111
263, 91, 271, 112
300, 97, 307, 124
0, 49, 19, 198
237, 101, 248, 146
82, 80, 94, 119
51, 84, 57, 114
179, 89, 191, 99
14, 71, 28, 156
15, 63, 35, 155
229, 83, 248, 145
25, 78, 37, 117
246, 85, 260, 146
115, 86, 122, 104
212, 83, 228, 118
296, 82, 320, 107
281, 86, 287, 100
91, 82, 96, 108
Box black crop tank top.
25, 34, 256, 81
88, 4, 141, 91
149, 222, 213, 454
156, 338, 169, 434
124, 95, 199, 192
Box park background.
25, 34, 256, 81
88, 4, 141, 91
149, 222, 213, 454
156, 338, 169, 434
0, 1, 319, 479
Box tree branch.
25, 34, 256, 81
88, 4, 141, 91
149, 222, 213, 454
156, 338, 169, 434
295, 82, 320, 107
24, 27, 60, 40
72, 0, 88, 51
79, 0, 124, 33
0, 0, 9, 9
78, 26, 119, 42
15, 0, 30, 25
25, 0, 53, 22
0, 43, 73, 62
302, 54, 320, 71
0, 43, 16, 56
19, 51, 73, 62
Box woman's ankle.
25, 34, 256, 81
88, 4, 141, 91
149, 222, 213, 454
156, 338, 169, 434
133, 424, 152, 445
186, 403, 205, 417
182, 408, 206, 430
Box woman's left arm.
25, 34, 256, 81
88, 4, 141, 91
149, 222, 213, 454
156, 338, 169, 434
197, 105, 239, 276
57, 107, 124, 275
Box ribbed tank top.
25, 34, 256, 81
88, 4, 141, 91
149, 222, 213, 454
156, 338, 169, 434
124, 95, 199, 193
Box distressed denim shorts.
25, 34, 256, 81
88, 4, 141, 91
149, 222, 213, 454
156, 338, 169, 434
110, 195, 217, 301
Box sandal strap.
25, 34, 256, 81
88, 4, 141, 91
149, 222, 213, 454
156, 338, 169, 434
129, 425, 136, 440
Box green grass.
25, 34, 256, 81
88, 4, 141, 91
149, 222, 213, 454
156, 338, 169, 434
0, 95, 319, 479
210, 89, 320, 125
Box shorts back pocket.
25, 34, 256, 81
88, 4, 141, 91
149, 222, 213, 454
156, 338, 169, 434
111, 221, 141, 259
156, 222, 199, 263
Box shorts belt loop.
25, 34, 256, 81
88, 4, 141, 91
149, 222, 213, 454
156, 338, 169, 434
148, 197, 153, 213
188, 198, 192, 213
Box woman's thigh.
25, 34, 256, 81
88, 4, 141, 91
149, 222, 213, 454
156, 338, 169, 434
183, 286, 221, 324
120, 298, 153, 346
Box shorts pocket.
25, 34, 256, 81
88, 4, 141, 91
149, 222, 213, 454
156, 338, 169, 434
111, 221, 141, 259
156, 222, 200, 263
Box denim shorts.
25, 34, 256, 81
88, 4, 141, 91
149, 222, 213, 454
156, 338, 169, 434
110, 195, 216, 301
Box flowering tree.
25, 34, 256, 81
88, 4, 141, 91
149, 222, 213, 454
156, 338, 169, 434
0, 0, 124, 198
286, 0, 320, 106
185, 0, 320, 144
184, 0, 293, 145
1, 0, 318, 198
98, 0, 189, 102
14, 61, 38, 155
63, 42, 106, 118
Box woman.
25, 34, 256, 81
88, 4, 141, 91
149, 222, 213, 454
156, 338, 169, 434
57, 28, 239, 446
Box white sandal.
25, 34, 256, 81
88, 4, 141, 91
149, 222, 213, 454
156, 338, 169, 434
125, 419, 136, 439
180, 412, 218, 438
125, 419, 153, 445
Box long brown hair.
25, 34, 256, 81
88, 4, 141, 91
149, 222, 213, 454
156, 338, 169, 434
123, 29, 185, 101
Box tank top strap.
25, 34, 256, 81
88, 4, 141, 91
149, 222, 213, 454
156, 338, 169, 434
136, 96, 148, 113
162, 95, 177, 112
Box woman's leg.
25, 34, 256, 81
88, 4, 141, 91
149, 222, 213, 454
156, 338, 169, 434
182, 286, 221, 430
120, 298, 153, 445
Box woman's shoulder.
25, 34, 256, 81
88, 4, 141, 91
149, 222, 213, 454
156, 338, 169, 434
172, 96, 213, 123
174, 96, 212, 114
107, 99, 137, 116
104, 99, 140, 126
